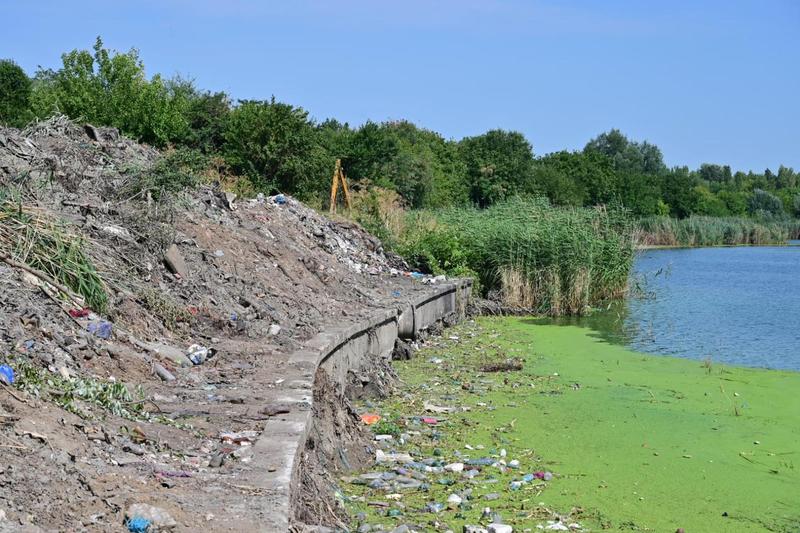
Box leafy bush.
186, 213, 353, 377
29, 37, 189, 146
0, 59, 32, 127
748, 189, 784, 218
223, 98, 331, 198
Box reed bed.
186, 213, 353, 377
398, 198, 635, 316
636, 216, 800, 247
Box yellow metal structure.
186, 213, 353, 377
329, 158, 352, 214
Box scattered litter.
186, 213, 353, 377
361, 413, 381, 425
0, 365, 14, 386
421, 417, 438, 425
221, 430, 259, 446
68, 308, 91, 318
186, 344, 214, 365
424, 401, 456, 414
125, 517, 150, 533
125, 504, 176, 531
87, 320, 113, 339
272, 194, 287, 205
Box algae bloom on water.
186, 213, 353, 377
347, 317, 800, 533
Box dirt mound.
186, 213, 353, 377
0, 117, 441, 531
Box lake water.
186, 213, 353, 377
573, 245, 800, 371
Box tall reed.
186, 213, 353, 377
398, 197, 635, 316
636, 216, 800, 247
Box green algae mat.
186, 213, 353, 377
345, 317, 800, 532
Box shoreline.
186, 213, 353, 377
344, 317, 800, 532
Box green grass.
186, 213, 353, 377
0, 200, 108, 312
397, 198, 635, 315
637, 215, 800, 247
346, 318, 800, 532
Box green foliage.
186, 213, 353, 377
10, 355, 146, 419
223, 98, 331, 199
398, 198, 634, 315
122, 147, 208, 200
0, 201, 108, 312
584, 129, 666, 175
459, 130, 536, 206
748, 188, 785, 218
0, 59, 32, 127
637, 216, 800, 247
30, 37, 189, 146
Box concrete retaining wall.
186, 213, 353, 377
252, 279, 471, 532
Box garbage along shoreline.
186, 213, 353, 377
261, 279, 472, 531
341, 317, 800, 533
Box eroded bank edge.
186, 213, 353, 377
249, 280, 472, 532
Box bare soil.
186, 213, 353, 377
0, 117, 441, 532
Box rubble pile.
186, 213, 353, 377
0, 117, 442, 531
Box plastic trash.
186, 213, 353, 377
410, 272, 424, 280
361, 413, 381, 425
68, 308, 91, 318
87, 320, 112, 339
426, 502, 445, 513
0, 365, 14, 386
272, 194, 287, 205
125, 517, 150, 533
534, 471, 554, 481
187, 344, 213, 365
522, 473, 535, 483
125, 504, 176, 530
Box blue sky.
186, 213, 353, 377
2, 0, 798, 172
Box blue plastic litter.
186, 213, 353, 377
125, 516, 150, 532
410, 272, 424, 280
0, 365, 14, 386
392, 290, 401, 297
273, 194, 287, 205
522, 473, 535, 483
87, 320, 113, 339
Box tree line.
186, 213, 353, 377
1, 38, 798, 219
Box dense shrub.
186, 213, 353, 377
223, 98, 331, 199
29, 38, 189, 146
0, 59, 32, 127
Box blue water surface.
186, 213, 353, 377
610, 246, 800, 371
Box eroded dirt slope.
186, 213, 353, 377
0, 117, 438, 532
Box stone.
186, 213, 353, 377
444, 462, 464, 473
163, 244, 188, 278
268, 324, 282, 336
488, 524, 512, 533
464, 527, 488, 533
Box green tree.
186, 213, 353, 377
459, 129, 536, 206
29, 37, 189, 146
748, 188, 784, 218
0, 59, 32, 127
691, 185, 729, 216
584, 129, 665, 175
223, 98, 331, 198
